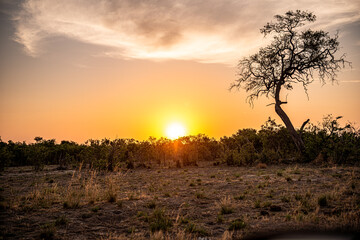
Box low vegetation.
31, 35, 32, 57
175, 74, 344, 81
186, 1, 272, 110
1, 115, 359, 172
148, 208, 173, 233
0, 163, 359, 239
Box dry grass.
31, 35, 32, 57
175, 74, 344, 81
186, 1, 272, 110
63, 171, 82, 209
221, 230, 234, 240
218, 196, 235, 215
85, 170, 100, 204
105, 175, 118, 203
1, 164, 359, 239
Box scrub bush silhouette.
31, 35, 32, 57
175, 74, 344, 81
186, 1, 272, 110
0, 116, 358, 170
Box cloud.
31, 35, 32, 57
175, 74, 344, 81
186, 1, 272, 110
341, 80, 360, 83
12, 0, 360, 64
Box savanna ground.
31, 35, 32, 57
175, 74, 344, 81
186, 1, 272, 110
0, 163, 359, 239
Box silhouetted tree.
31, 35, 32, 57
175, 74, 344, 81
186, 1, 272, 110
232, 10, 348, 153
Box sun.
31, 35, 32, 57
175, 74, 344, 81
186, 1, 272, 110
165, 122, 186, 139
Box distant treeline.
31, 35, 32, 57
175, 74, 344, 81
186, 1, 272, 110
1, 115, 359, 171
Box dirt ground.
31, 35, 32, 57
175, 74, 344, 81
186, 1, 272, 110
0, 163, 359, 239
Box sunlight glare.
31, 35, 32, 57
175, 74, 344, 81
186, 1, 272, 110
165, 123, 186, 139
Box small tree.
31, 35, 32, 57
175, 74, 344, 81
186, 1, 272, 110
232, 10, 348, 153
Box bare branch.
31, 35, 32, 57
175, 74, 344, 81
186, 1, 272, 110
232, 10, 349, 107
231, 10, 350, 153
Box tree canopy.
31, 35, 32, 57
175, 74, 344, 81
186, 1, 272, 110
232, 10, 349, 153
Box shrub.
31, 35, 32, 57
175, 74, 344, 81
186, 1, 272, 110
229, 218, 246, 231
149, 208, 172, 232
303, 115, 360, 164
1, 115, 359, 169
259, 149, 279, 164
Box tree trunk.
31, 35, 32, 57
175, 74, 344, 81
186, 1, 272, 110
275, 83, 305, 153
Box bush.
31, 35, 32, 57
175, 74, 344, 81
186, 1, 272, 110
303, 115, 360, 164
1, 115, 358, 169
229, 218, 246, 230
148, 208, 172, 232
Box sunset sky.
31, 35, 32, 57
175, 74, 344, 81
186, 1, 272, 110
0, 0, 359, 143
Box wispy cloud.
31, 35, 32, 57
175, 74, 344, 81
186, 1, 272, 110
12, 0, 360, 64
340, 80, 360, 83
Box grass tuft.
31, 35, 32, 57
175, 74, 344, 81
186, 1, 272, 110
234, 194, 245, 200
147, 199, 157, 209
219, 196, 234, 215
254, 199, 261, 208
149, 208, 173, 232
105, 176, 117, 203
186, 222, 209, 236
195, 192, 206, 199
229, 218, 246, 230
55, 215, 68, 226
39, 223, 56, 240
